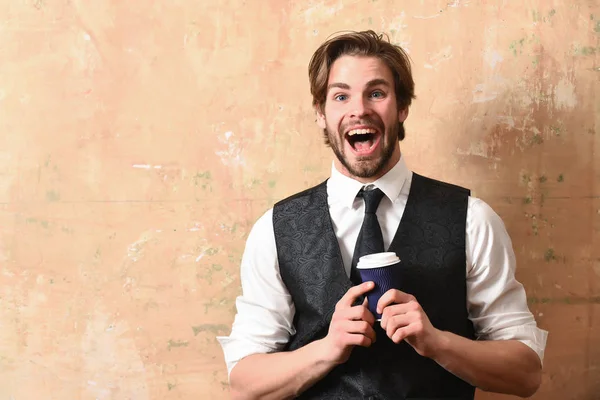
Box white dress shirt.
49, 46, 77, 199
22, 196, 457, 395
217, 157, 548, 376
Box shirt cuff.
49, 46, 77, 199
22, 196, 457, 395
216, 335, 281, 379
476, 324, 548, 364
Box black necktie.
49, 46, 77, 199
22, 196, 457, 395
350, 187, 385, 284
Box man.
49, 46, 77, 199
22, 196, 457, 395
218, 30, 547, 399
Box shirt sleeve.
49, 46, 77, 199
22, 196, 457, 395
216, 209, 296, 378
465, 197, 548, 363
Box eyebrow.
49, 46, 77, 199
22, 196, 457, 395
365, 78, 391, 88
327, 79, 391, 92
327, 82, 350, 91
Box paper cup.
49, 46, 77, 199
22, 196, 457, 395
356, 252, 402, 320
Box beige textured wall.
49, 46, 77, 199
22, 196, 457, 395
0, 1, 598, 399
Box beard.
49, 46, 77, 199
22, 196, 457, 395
324, 120, 403, 179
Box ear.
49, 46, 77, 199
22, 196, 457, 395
398, 107, 409, 123
315, 106, 326, 129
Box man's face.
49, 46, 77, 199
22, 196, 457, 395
316, 55, 408, 182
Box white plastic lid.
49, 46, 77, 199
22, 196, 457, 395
356, 252, 400, 269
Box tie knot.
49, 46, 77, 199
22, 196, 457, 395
359, 187, 384, 214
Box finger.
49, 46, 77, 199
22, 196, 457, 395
344, 332, 375, 347
338, 320, 377, 344
335, 304, 376, 325
381, 300, 421, 329
379, 302, 421, 328
360, 305, 376, 326
376, 289, 416, 314
382, 313, 413, 339
337, 281, 375, 309
391, 323, 420, 344
331, 319, 375, 343
380, 305, 414, 331
361, 297, 376, 325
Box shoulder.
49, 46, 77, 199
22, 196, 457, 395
412, 173, 470, 196
245, 208, 275, 246
274, 180, 328, 209
467, 196, 506, 228
466, 196, 512, 251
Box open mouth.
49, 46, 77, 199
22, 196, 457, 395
346, 128, 379, 154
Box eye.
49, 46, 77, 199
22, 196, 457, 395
370, 90, 385, 99
334, 94, 348, 101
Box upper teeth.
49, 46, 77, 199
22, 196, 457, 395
348, 128, 376, 136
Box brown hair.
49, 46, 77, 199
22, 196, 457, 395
308, 30, 415, 141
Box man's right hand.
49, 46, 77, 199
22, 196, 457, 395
229, 281, 377, 399
321, 281, 377, 365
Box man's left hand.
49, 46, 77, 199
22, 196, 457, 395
377, 289, 443, 358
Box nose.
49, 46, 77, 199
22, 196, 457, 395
349, 96, 371, 118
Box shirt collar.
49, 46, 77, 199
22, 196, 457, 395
328, 156, 410, 209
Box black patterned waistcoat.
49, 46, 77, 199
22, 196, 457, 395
272, 173, 476, 400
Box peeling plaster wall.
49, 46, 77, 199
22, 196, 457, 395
0, 1, 597, 399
